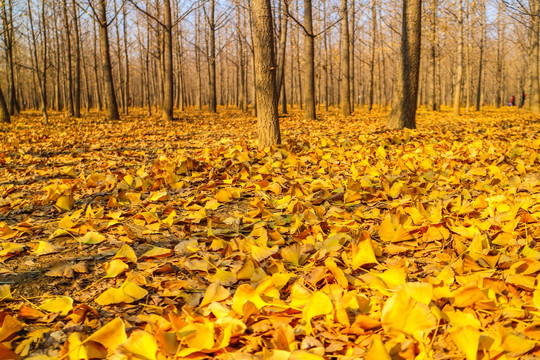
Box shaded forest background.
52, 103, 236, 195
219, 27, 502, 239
1, 0, 539, 124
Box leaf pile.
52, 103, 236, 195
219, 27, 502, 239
1, 108, 540, 359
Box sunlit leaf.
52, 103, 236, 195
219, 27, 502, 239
95, 281, 148, 305
39, 296, 73, 316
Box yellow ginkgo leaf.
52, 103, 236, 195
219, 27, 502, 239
211, 268, 237, 286
349, 232, 378, 269
289, 350, 325, 360
251, 244, 278, 262
215, 188, 233, 203
86, 317, 127, 352
95, 281, 148, 305
113, 244, 138, 263
378, 217, 413, 243
205, 198, 222, 210
79, 231, 106, 245
533, 290, 540, 310
0, 242, 25, 257
302, 291, 333, 334
0, 285, 13, 301
139, 246, 173, 259
364, 334, 391, 360
104, 259, 129, 278
232, 284, 268, 313
281, 244, 302, 266
116, 330, 157, 360
65, 332, 89, 360
200, 282, 230, 307
147, 190, 168, 201
0, 315, 23, 342
401, 282, 433, 305
501, 333, 537, 357
381, 285, 437, 336
39, 296, 73, 316
56, 195, 74, 211
325, 258, 348, 288
376, 266, 407, 290
33, 241, 64, 256
450, 326, 480, 360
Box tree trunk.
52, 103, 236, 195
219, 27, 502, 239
161, 0, 174, 120
276, 0, 288, 114
350, 0, 355, 110
495, 2, 503, 108
123, 4, 130, 115
430, 0, 438, 110
1, 0, 19, 115
98, 0, 120, 120
368, 0, 376, 111
0, 87, 10, 123
62, 0, 74, 115
475, 0, 485, 111
340, 0, 351, 117
387, 0, 421, 129
303, 0, 316, 120
531, 0, 540, 114
72, 0, 81, 117
323, 0, 329, 112
28, 0, 48, 124
251, 0, 281, 147
93, 21, 102, 112
453, 0, 464, 116
208, 0, 217, 113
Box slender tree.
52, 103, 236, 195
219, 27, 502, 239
97, 0, 120, 120
368, 0, 376, 111
453, 0, 464, 116
251, 0, 280, 147
475, 0, 486, 111
303, 0, 316, 120
207, 0, 217, 113
531, 0, 540, 114
1, 0, 19, 115
387, 0, 422, 129
72, 0, 81, 117
0, 87, 10, 123
162, 0, 174, 120
340, 0, 351, 116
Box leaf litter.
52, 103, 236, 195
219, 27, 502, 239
0, 107, 540, 359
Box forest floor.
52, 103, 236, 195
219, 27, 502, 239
1, 106, 540, 359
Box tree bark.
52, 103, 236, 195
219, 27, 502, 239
208, 0, 217, 113
387, 0, 421, 129
251, 0, 281, 148
1, 0, 19, 115
62, 0, 74, 115
340, 0, 351, 117
72, 0, 81, 117
453, 0, 464, 116
495, 2, 504, 108
430, 0, 438, 111
0, 87, 10, 123
475, 0, 485, 111
303, 0, 316, 120
531, 0, 540, 114
123, 4, 130, 115
276, 0, 288, 114
161, 0, 174, 120
368, 0, 376, 111
97, 0, 120, 120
